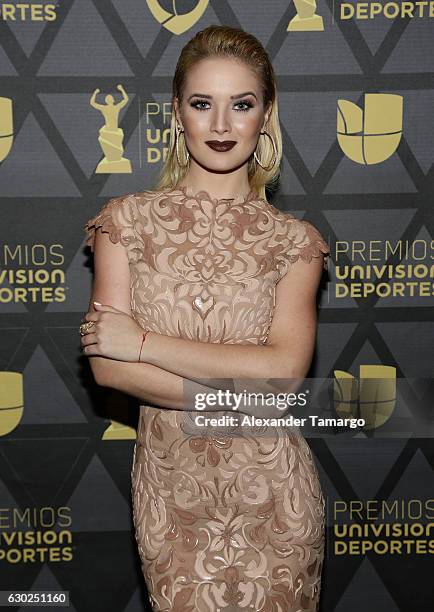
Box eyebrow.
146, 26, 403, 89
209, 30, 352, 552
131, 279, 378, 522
187, 91, 258, 101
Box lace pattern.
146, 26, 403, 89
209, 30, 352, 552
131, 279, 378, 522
84, 187, 330, 345
84, 186, 329, 611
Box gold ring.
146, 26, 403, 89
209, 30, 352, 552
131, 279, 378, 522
79, 321, 95, 336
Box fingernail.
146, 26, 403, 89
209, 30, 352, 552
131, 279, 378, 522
93, 301, 101, 306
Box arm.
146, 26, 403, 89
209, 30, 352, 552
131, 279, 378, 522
85, 225, 199, 409
90, 88, 102, 109
86, 226, 252, 412
138, 254, 326, 386
84, 206, 327, 413
116, 84, 129, 108
104, 252, 325, 411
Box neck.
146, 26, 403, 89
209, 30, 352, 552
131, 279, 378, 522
177, 172, 251, 200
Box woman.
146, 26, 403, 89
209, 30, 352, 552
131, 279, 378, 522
81, 25, 330, 612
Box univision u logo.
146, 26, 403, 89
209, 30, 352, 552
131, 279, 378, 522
333, 365, 396, 430
146, 0, 209, 35
0, 372, 24, 437
337, 93, 403, 164
0, 97, 14, 162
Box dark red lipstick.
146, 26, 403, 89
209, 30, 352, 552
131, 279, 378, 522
205, 140, 237, 152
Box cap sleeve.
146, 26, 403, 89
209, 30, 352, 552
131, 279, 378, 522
277, 217, 331, 280
290, 218, 330, 269
84, 196, 125, 253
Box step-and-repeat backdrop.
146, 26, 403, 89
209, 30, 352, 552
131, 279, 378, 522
0, 1, 433, 610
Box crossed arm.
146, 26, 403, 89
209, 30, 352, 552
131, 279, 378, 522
85, 228, 325, 412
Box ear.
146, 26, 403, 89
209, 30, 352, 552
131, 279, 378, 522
262, 102, 272, 131
173, 96, 183, 129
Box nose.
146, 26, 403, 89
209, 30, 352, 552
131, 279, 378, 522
210, 106, 231, 135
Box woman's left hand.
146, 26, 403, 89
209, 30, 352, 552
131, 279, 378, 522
80, 302, 145, 362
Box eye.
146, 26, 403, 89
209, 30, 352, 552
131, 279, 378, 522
190, 100, 209, 110
234, 100, 254, 112
189, 99, 254, 112
190, 99, 210, 111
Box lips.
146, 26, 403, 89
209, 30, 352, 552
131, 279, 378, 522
205, 140, 237, 152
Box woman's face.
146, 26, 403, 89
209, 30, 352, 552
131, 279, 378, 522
174, 57, 271, 172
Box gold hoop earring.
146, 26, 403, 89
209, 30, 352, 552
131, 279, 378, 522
254, 131, 277, 171
175, 123, 190, 168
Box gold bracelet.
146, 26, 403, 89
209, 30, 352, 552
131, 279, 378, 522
138, 330, 150, 362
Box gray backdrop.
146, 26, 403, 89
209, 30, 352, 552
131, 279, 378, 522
0, 1, 433, 610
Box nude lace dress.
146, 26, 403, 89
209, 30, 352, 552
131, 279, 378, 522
84, 185, 331, 612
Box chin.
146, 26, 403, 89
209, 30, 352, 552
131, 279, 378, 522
202, 152, 245, 167
198, 163, 236, 174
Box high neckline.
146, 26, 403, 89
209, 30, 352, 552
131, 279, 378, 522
172, 183, 260, 205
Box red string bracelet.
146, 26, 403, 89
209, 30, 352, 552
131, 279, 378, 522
138, 329, 150, 362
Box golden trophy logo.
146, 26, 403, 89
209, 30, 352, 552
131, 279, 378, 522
90, 84, 132, 173
337, 93, 403, 164
287, 0, 324, 31
0, 372, 24, 437
334, 365, 396, 430
146, 0, 209, 34
0, 97, 14, 162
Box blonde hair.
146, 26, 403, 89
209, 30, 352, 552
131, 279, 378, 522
152, 25, 282, 200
